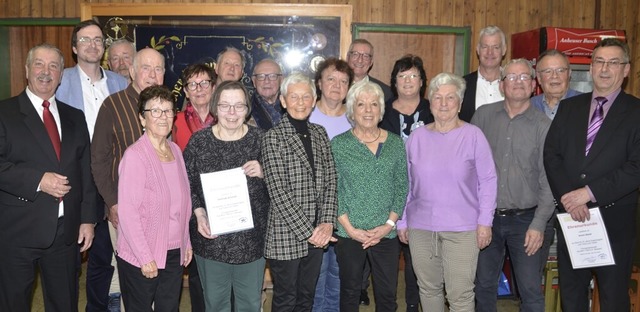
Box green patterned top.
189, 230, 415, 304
331, 130, 408, 239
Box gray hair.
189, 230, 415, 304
501, 58, 536, 80
280, 72, 317, 100
108, 39, 136, 57
345, 80, 385, 121
478, 25, 506, 49
348, 38, 374, 56
427, 72, 466, 103
26, 43, 64, 69
216, 46, 246, 69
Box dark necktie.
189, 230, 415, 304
42, 100, 61, 160
585, 97, 607, 156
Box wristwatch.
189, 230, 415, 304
386, 219, 396, 230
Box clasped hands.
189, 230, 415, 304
348, 224, 393, 249
561, 187, 591, 222
308, 223, 337, 248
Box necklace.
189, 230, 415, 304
353, 128, 381, 144
154, 143, 170, 158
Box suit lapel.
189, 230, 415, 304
282, 118, 314, 176
58, 103, 76, 164
310, 126, 325, 192
19, 93, 60, 164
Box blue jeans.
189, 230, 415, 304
475, 210, 545, 312
312, 244, 340, 312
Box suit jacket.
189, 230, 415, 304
0, 91, 97, 248
261, 114, 338, 260
460, 71, 479, 122
56, 66, 128, 112
544, 91, 640, 241
369, 76, 394, 102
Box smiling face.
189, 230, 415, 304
139, 98, 174, 139
536, 54, 571, 99
352, 91, 382, 130
216, 89, 248, 131
347, 42, 373, 80
395, 67, 423, 98
216, 50, 244, 83
590, 45, 630, 96
281, 82, 316, 120
130, 48, 165, 93
73, 25, 104, 65
430, 84, 461, 124
477, 33, 506, 70
318, 66, 350, 104
251, 60, 282, 103
500, 62, 536, 103
184, 72, 215, 109
26, 47, 63, 100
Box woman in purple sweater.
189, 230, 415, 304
117, 85, 193, 311
397, 72, 497, 312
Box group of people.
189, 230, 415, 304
0, 19, 639, 312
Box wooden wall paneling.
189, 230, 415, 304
8, 26, 75, 97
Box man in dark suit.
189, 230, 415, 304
0, 43, 97, 311
544, 38, 640, 312
460, 25, 506, 122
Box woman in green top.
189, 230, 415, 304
331, 80, 408, 312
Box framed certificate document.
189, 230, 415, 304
200, 167, 254, 235
557, 207, 615, 269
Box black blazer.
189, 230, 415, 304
459, 71, 478, 122
544, 91, 640, 240
369, 76, 394, 102
0, 91, 97, 248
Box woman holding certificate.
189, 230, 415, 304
116, 85, 193, 311
184, 80, 269, 311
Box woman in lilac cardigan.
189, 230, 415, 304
116, 85, 193, 311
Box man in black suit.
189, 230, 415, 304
544, 38, 640, 312
0, 43, 97, 311
346, 38, 393, 101
460, 25, 506, 122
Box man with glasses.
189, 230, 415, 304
472, 59, 554, 312
460, 26, 507, 122
90, 48, 165, 312
249, 58, 284, 129
55, 19, 128, 312
346, 39, 393, 101
544, 38, 640, 312
531, 49, 581, 120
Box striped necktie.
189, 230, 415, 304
585, 97, 607, 156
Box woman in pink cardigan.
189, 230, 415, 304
116, 85, 193, 311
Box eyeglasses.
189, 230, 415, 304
537, 67, 569, 77
217, 104, 247, 112
592, 58, 628, 69
143, 108, 176, 118
286, 93, 314, 103
502, 73, 533, 82
348, 51, 372, 61
253, 73, 282, 81
185, 80, 212, 91
77, 37, 104, 46
397, 73, 421, 80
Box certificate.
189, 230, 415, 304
556, 207, 615, 269
200, 167, 254, 235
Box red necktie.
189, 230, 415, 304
42, 100, 61, 160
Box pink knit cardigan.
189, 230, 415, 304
116, 133, 192, 269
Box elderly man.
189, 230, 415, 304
472, 59, 554, 312
346, 38, 393, 101
544, 38, 640, 312
215, 47, 244, 85
91, 47, 165, 311
55, 19, 128, 312
250, 58, 284, 129
0, 43, 97, 311
531, 49, 581, 120
107, 39, 136, 83
460, 26, 506, 122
